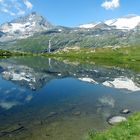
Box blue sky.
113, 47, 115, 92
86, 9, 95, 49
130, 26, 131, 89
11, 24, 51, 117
0, 0, 140, 26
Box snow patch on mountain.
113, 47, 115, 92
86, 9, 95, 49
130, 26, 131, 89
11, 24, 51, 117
1, 22, 33, 33
78, 77, 98, 84
105, 15, 140, 30
103, 77, 140, 91
79, 23, 100, 29
79, 15, 140, 30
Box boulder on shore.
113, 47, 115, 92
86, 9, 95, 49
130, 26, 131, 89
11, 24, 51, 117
107, 116, 127, 125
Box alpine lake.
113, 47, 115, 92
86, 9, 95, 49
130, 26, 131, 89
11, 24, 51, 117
0, 56, 140, 140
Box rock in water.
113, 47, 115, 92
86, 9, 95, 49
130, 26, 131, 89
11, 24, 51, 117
47, 112, 57, 118
73, 111, 81, 116
108, 116, 127, 125
120, 109, 130, 114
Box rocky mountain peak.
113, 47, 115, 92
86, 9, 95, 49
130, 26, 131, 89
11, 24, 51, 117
0, 12, 53, 41
94, 22, 112, 30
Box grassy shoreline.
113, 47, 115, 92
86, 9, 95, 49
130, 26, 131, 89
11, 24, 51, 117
0, 46, 140, 72
88, 112, 140, 140
0, 50, 37, 59
44, 46, 140, 72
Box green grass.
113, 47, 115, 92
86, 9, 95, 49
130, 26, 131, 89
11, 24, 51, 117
0, 49, 35, 58
0, 46, 140, 72
44, 46, 140, 72
0, 49, 13, 56
88, 112, 140, 140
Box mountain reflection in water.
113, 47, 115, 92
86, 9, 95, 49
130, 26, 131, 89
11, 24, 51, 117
0, 56, 139, 140
0, 57, 139, 91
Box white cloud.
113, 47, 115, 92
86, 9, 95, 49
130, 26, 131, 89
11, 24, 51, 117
23, 0, 33, 9
98, 96, 115, 108
1, 7, 16, 16
0, 0, 33, 16
0, 101, 19, 110
17, 9, 25, 15
101, 0, 120, 10
25, 95, 33, 102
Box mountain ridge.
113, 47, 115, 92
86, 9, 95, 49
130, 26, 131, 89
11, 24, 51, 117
79, 14, 140, 30
0, 12, 140, 52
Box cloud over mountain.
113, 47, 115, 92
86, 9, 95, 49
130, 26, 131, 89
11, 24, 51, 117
101, 0, 120, 10
23, 0, 33, 10
0, 0, 33, 16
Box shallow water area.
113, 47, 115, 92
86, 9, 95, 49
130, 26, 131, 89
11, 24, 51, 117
0, 56, 140, 140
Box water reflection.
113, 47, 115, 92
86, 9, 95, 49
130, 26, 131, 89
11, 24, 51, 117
0, 56, 139, 92
0, 56, 140, 140
97, 96, 116, 118
0, 86, 33, 110
0, 56, 139, 111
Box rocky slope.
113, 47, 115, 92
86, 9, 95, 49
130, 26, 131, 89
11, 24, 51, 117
0, 12, 53, 41
0, 13, 140, 52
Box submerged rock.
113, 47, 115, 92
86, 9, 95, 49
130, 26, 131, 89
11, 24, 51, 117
47, 112, 57, 118
107, 116, 127, 125
73, 111, 81, 116
0, 126, 25, 137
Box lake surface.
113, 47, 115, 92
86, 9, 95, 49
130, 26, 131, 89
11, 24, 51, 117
0, 56, 140, 140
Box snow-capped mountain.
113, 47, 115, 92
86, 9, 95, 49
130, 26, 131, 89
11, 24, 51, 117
105, 15, 140, 30
0, 13, 140, 50
102, 77, 140, 92
0, 13, 140, 42
0, 12, 53, 40
79, 14, 140, 30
